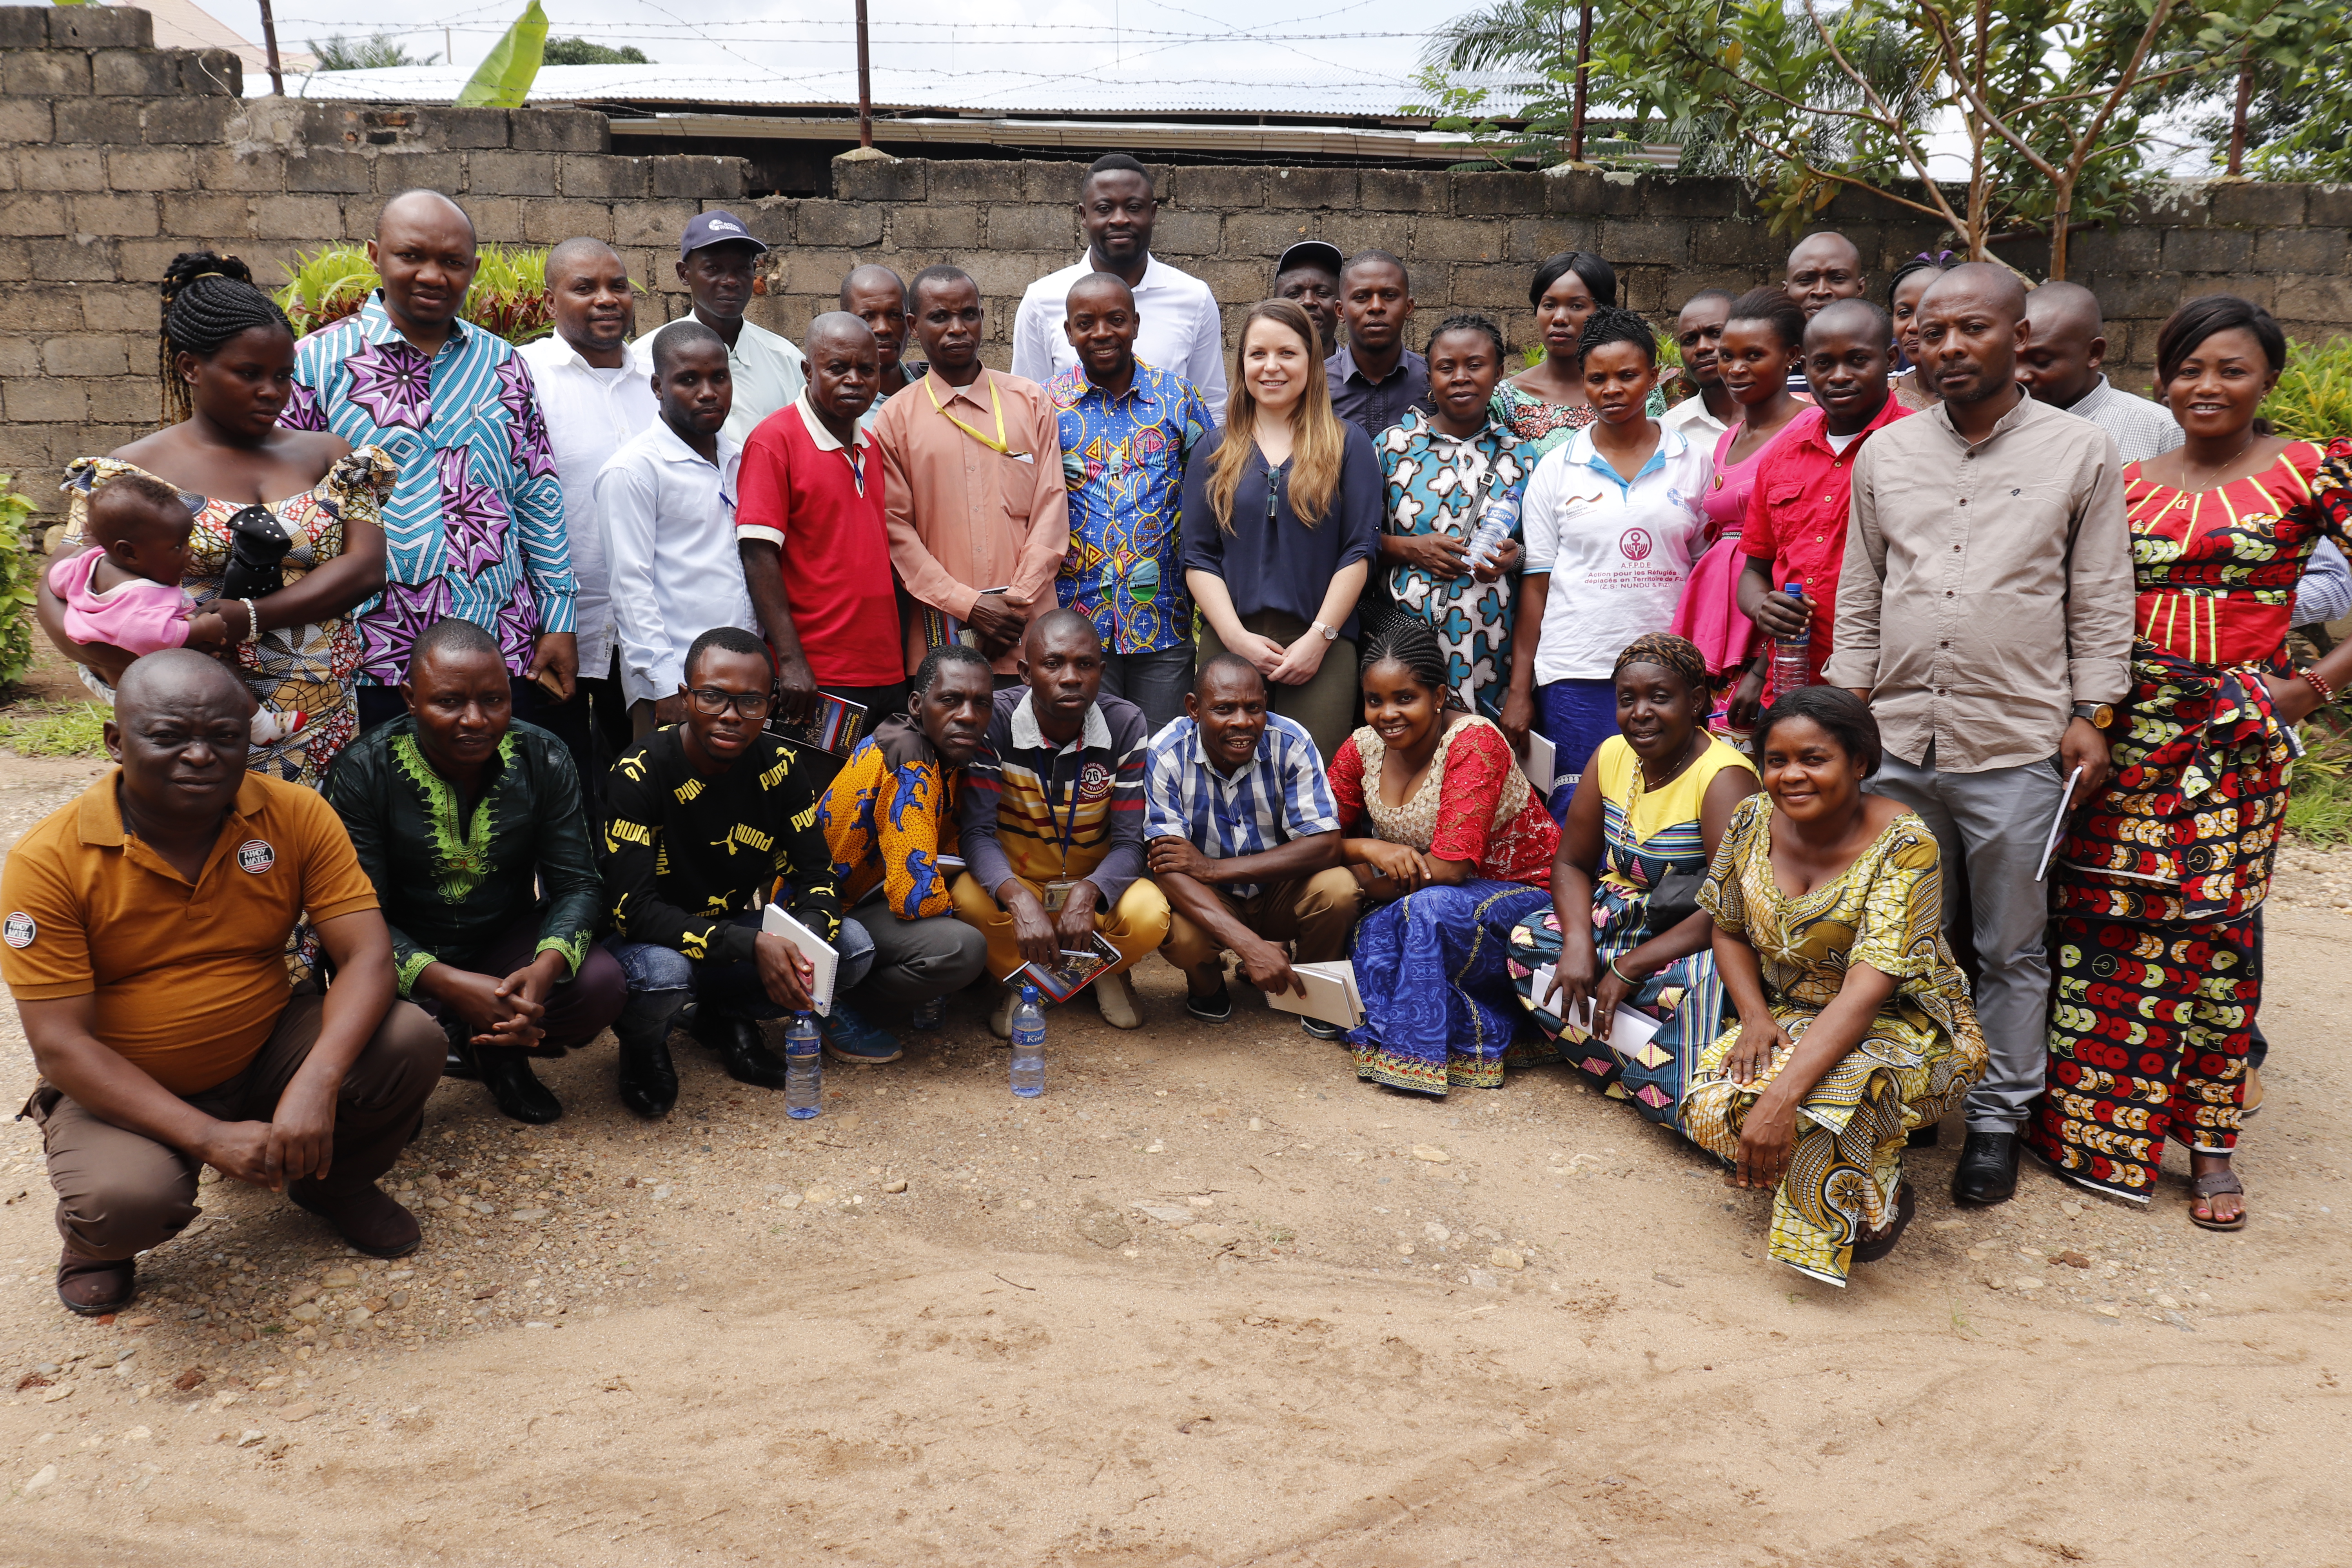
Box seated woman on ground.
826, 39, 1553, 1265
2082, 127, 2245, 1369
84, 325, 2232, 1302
1328, 617, 1560, 1096
1511, 634, 1758, 1123
1681, 688, 1985, 1287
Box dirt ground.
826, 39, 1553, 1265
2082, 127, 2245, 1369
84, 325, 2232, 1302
0, 746, 2345, 1568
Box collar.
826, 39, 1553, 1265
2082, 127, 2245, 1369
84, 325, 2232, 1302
793, 389, 868, 453
1402, 407, 1506, 449
79, 768, 266, 848
2063, 373, 2114, 413
1929, 385, 2036, 449
922, 365, 997, 412
1186, 718, 1276, 783
1074, 253, 1167, 295
870, 711, 946, 774
1010, 691, 1111, 754
649, 416, 742, 474
532, 334, 630, 375
1566, 421, 1684, 485
1797, 394, 1907, 453
1327, 342, 1421, 387
1075, 360, 1159, 405
358, 291, 472, 354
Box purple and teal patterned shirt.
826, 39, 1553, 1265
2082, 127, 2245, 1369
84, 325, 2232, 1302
1049, 361, 1211, 656
285, 292, 573, 684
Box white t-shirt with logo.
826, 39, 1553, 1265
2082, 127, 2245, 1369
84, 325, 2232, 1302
1519, 423, 1711, 684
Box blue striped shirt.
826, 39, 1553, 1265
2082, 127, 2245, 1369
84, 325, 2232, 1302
1142, 712, 1340, 897
287, 294, 574, 685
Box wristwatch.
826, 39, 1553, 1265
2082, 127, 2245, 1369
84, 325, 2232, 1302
1311, 621, 1339, 642
2072, 702, 2114, 730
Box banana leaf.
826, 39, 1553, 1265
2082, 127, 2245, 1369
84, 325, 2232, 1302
454, 0, 548, 109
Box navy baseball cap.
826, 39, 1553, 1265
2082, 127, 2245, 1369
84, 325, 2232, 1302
679, 209, 770, 260
1275, 240, 1343, 279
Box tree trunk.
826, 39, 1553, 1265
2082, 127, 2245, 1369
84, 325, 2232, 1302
2226, 59, 2254, 176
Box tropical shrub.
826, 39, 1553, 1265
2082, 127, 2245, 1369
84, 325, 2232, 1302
2262, 337, 2352, 443
274, 243, 557, 345
0, 476, 42, 688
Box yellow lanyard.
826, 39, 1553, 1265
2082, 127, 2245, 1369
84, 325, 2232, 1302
927, 373, 1014, 456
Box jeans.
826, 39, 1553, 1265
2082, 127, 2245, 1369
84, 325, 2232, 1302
604, 910, 877, 1047
1096, 645, 1195, 735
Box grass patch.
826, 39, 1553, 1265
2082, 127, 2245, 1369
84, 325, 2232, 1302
0, 702, 109, 759
2287, 724, 2352, 845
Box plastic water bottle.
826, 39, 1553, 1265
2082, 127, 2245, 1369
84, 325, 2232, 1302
1009, 985, 1045, 1099
784, 1013, 822, 1119
1463, 491, 1519, 572
1770, 579, 1813, 697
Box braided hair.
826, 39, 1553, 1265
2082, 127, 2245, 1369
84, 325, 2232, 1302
1357, 614, 1465, 711
1577, 305, 1659, 366
158, 251, 294, 424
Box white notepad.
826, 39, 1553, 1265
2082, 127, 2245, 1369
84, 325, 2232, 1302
1529, 964, 1663, 1055
1521, 731, 1557, 796
1263, 960, 1366, 1030
761, 902, 839, 1017
2035, 765, 2085, 882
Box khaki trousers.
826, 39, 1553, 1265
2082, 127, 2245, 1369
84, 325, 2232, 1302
1198, 610, 1359, 762
951, 873, 1174, 985
27, 991, 443, 1261
1161, 867, 1361, 975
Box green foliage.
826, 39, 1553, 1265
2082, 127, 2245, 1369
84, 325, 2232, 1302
543, 36, 650, 65
2286, 726, 2352, 844
0, 476, 42, 690
309, 32, 439, 71
273, 243, 555, 346
2262, 338, 2352, 443
456, 0, 548, 110
0, 704, 109, 759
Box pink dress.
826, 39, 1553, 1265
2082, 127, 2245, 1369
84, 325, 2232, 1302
49, 547, 194, 652
1668, 422, 1767, 677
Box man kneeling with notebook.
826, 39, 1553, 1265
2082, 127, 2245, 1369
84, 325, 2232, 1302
600, 627, 877, 1117
955, 610, 1170, 1035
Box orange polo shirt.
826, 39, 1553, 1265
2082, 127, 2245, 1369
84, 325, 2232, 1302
0, 770, 380, 1095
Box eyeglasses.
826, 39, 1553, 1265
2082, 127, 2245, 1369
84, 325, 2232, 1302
687, 686, 772, 718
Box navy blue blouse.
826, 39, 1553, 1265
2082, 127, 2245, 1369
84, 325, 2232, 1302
1179, 420, 1385, 639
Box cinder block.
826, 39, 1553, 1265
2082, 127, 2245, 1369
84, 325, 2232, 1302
1448, 262, 1528, 310
2209, 181, 2305, 228
1642, 177, 1745, 219
1180, 256, 1275, 305
0, 239, 29, 282
650, 155, 746, 201
959, 250, 1054, 297
16, 146, 106, 192
1267, 167, 1357, 210
890, 202, 981, 251
92, 47, 178, 96
2308, 186, 2352, 229
374, 151, 466, 197
52, 96, 147, 146
558, 154, 648, 201
0, 8, 45, 48
2130, 186, 2207, 228
1455, 172, 1547, 217
925, 161, 1022, 205
41, 334, 131, 377
1506, 217, 1598, 263
984, 203, 1074, 254
2276, 272, 2352, 323
46, 6, 152, 47
1387, 216, 1498, 267
518, 198, 615, 245
2252, 228, 2347, 275
1224, 211, 1326, 259
1543, 168, 1641, 217
1599, 217, 1690, 265
429, 107, 512, 149
831, 154, 924, 203
512, 109, 609, 154
1617, 264, 1673, 314
178, 49, 241, 96
1686, 219, 1777, 268
106, 147, 196, 192
68, 193, 159, 238
2090, 269, 2184, 320
86, 377, 160, 424
76, 282, 166, 332
0, 192, 69, 236
1362, 170, 1448, 215
613, 198, 702, 249
1147, 208, 1219, 256
452, 196, 521, 244
2067, 226, 2161, 273
2161, 227, 2252, 273
0, 337, 38, 378
250, 194, 345, 239
463, 150, 557, 198
4, 379, 88, 423
0, 97, 54, 143
1169, 165, 1263, 210
2, 272, 92, 322
770, 247, 864, 296
142, 95, 236, 145
3, 49, 91, 98
116, 237, 209, 283
283, 147, 372, 195
1018, 159, 1092, 205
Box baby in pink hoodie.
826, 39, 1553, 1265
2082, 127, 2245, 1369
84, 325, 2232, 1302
52, 475, 303, 744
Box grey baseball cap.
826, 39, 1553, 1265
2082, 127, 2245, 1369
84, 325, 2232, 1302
679, 209, 770, 260
1274, 240, 1343, 279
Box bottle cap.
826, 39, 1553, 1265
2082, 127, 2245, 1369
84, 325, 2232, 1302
1784, 581, 1803, 595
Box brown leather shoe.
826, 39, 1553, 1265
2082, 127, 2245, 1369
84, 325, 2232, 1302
57, 1249, 136, 1317
288, 1181, 422, 1259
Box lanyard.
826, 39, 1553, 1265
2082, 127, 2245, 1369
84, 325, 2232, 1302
1044, 745, 1083, 857
844, 442, 865, 497
928, 374, 1013, 456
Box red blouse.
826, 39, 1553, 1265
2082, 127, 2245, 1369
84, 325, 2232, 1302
2125, 440, 2328, 669
1328, 716, 1559, 889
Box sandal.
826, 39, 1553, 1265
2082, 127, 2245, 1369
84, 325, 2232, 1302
1851, 1181, 1916, 1264
2239, 1066, 2263, 1122
2189, 1167, 2247, 1232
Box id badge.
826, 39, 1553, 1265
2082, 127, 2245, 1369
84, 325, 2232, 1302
1043, 879, 1075, 912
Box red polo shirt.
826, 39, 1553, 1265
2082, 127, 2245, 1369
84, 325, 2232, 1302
737, 395, 905, 688
1741, 396, 1911, 688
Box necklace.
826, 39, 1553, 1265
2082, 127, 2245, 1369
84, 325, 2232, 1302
2171, 433, 2256, 498
1635, 730, 1704, 795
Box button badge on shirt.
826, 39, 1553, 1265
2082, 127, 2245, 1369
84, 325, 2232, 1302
237, 840, 276, 875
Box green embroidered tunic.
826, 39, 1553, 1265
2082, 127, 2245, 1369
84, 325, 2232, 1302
323, 716, 602, 996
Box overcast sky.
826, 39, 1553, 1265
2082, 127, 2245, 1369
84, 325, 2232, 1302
223, 0, 1455, 106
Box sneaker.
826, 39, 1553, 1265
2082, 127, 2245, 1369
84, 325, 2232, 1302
1185, 984, 1233, 1024
819, 1002, 903, 1064
989, 983, 1021, 1041
907, 995, 946, 1030
1300, 1016, 1347, 1041
1092, 969, 1142, 1029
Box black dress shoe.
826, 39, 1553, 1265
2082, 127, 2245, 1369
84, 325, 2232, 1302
692, 1013, 791, 1090
616, 1034, 679, 1118
443, 1045, 479, 1082
475, 1046, 563, 1124
1951, 1129, 2020, 1206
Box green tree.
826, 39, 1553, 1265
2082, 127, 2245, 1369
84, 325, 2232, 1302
542, 37, 652, 65
308, 32, 438, 70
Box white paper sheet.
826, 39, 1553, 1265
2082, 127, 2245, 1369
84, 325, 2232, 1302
2035, 765, 2085, 882
761, 902, 839, 1017
1522, 731, 1557, 796
1528, 964, 1663, 1054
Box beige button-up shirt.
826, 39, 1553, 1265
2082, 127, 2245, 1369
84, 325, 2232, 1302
1827, 392, 2132, 773
871, 367, 1071, 677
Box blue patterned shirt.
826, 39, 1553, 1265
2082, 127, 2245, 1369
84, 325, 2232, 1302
286, 293, 573, 685
1141, 712, 1339, 897
1377, 410, 1540, 718
1049, 362, 1212, 655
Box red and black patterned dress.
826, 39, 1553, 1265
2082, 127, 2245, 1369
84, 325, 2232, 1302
2029, 440, 2352, 1201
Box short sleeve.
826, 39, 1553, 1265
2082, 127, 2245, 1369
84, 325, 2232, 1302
1850, 817, 1944, 980
1327, 734, 1368, 832
1429, 723, 1513, 863
735, 422, 792, 550
1697, 794, 1764, 940
1277, 726, 1342, 838
291, 789, 382, 925
0, 828, 94, 1001
1519, 446, 1567, 574
1742, 453, 1782, 560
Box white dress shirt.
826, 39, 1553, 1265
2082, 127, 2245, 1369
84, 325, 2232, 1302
1011, 253, 1228, 414
1520, 423, 1711, 683
1659, 389, 1731, 446
515, 335, 659, 679
593, 420, 759, 707
628, 315, 808, 450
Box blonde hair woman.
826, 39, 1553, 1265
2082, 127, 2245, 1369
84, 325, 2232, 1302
1179, 299, 1385, 757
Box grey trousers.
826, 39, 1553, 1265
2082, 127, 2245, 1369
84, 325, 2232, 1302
847, 888, 989, 1008
1867, 745, 2063, 1133
1097, 644, 1195, 735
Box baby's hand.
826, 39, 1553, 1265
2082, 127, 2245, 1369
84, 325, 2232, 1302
184, 612, 230, 650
